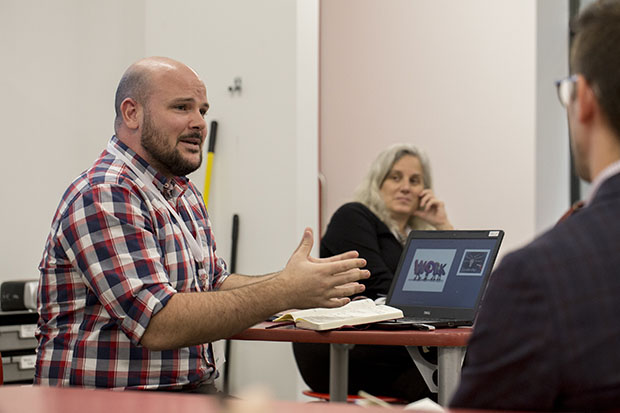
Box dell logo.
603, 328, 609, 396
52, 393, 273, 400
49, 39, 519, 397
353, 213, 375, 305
423, 310, 431, 315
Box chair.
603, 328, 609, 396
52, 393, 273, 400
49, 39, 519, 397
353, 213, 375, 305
302, 390, 406, 404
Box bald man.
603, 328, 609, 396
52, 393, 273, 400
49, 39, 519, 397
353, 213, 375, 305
35, 57, 369, 392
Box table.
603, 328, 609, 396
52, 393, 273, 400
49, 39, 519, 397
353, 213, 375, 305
231, 322, 471, 405
0, 385, 488, 413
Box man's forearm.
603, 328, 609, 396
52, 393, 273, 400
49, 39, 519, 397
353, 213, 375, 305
219, 272, 278, 290
140, 277, 287, 351
140, 229, 368, 351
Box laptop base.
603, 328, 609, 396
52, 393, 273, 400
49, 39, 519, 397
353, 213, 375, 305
374, 319, 472, 330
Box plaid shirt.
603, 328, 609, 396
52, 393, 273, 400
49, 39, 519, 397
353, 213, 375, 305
35, 136, 229, 389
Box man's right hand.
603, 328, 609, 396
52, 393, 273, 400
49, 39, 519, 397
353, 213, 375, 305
277, 227, 370, 309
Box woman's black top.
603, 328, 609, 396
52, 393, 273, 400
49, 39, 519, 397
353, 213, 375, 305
320, 202, 402, 299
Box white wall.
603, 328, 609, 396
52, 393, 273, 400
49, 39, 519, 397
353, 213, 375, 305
320, 0, 570, 257
0, 0, 145, 281
536, 1, 570, 232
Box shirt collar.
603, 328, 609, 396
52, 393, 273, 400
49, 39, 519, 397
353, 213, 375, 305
109, 136, 186, 199
585, 159, 620, 206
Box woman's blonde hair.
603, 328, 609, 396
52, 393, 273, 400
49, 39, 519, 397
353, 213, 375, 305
353, 143, 435, 241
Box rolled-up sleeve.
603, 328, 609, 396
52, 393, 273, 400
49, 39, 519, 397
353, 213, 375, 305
59, 184, 176, 345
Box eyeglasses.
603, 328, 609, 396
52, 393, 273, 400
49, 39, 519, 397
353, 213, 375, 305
555, 75, 578, 108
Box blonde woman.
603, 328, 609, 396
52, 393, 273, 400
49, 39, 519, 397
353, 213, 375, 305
294, 144, 452, 401
325, 143, 452, 299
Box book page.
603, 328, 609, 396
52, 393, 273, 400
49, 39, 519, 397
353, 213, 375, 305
298, 300, 398, 323
274, 298, 402, 327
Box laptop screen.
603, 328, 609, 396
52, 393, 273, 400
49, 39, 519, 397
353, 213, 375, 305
386, 230, 504, 320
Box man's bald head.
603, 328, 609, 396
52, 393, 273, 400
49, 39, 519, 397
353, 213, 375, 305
114, 57, 199, 132
112, 57, 209, 177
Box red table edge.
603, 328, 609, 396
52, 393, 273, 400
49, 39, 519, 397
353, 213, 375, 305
231, 322, 471, 347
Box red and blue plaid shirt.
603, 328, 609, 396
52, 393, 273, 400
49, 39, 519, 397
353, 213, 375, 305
35, 136, 229, 389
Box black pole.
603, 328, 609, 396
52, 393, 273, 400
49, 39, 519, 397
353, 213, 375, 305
230, 215, 239, 273
223, 214, 239, 394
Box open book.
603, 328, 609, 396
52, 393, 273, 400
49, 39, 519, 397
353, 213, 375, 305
273, 298, 403, 331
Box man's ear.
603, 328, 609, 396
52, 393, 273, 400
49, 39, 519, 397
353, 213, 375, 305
120, 98, 142, 130
575, 75, 596, 124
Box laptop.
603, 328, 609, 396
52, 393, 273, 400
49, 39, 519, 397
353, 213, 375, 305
379, 230, 504, 330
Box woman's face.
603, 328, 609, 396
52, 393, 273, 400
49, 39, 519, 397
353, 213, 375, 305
379, 155, 425, 221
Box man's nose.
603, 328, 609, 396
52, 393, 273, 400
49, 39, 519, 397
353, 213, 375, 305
190, 110, 207, 131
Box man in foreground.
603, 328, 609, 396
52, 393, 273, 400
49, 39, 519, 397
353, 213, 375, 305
451, 1, 620, 410
35, 56, 369, 392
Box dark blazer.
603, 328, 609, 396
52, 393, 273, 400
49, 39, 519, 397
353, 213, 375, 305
320, 202, 402, 299
451, 172, 620, 411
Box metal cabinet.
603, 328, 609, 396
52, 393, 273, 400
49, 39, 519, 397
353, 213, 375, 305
0, 311, 38, 384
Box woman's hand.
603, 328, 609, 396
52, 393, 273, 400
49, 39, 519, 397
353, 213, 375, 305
413, 189, 454, 230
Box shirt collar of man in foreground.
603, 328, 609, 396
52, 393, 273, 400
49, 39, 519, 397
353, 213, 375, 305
585, 158, 620, 206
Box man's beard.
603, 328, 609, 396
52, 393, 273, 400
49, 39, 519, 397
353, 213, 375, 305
141, 113, 203, 177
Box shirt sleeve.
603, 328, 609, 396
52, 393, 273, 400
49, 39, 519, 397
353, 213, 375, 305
57, 183, 176, 345
449, 248, 560, 410
320, 203, 398, 299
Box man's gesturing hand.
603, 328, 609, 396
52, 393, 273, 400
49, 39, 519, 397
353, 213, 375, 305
278, 228, 369, 310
